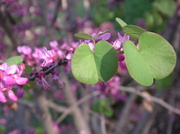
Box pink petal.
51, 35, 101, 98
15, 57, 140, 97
7, 90, 17, 101
124, 35, 130, 42
88, 42, 94, 52
15, 77, 28, 85
0, 63, 7, 71
96, 33, 111, 40
50, 41, 58, 48
0, 91, 7, 103
6, 65, 17, 74
3, 76, 16, 85
16, 87, 24, 98
113, 39, 121, 50
66, 54, 72, 60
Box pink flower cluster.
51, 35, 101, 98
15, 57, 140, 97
17, 41, 73, 90
0, 63, 28, 103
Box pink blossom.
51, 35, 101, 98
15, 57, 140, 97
38, 47, 57, 67
92, 31, 111, 41
80, 130, 86, 134
113, 39, 121, 50
0, 118, 7, 125
113, 33, 130, 50
36, 71, 51, 90
17, 46, 32, 55
0, 63, 28, 103
52, 71, 65, 88
50, 41, 58, 48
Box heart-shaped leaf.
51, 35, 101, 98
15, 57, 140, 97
124, 32, 176, 86
6, 56, 23, 66
74, 32, 93, 40
71, 43, 98, 85
71, 40, 118, 85
124, 41, 153, 86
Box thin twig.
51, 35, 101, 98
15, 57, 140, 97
118, 86, 180, 115
48, 101, 67, 113
113, 93, 137, 134
101, 115, 107, 134
56, 90, 100, 123
28, 59, 68, 81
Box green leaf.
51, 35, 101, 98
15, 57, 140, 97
6, 56, 23, 66
94, 41, 118, 82
153, 0, 176, 17
155, 73, 173, 90
71, 43, 98, 85
102, 106, 113, 117
115, 18, 146, 40
123, 25, 146, 40
115, 17, 127, 28
25, 65, 34, 74
93, 30, 109, 39
71, 40, 118, 85
74, 32, 93, 40
139, 32, 176, 79
23, 81, 36, 90
124, 32, 176, 86
124, 41, 153, 86
92, 98, 113, 117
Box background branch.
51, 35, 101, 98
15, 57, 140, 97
118, 86, 180, 115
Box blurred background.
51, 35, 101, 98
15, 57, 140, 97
0, 0, 180, 134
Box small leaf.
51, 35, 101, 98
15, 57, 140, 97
115, 17, 127, 28
25, 65, 34, 74
6, 56, 23, 66
74, 32, 93, 40
92, 98, 113, 117
93, 30, 109, 39
102, 106, 113, 117
23, 81, 36, 90
123, 25, 146, 40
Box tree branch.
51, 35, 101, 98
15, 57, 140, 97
56, 90, 100, 123
118, 86, 180, 115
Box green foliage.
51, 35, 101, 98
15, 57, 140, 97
124, 32, 176, 86
115, 18, 146, 40
155, 73, 174, 90
153, 0, 176, 17
74, 33, 93, 40
122, 0, 153, 24
23, 81, 36, 90
0, 125, 5, 133
92, 98, 113, 117
71, 40, 118, 85
6, 56, 23, 66
24, 65, 34, 74
116, 18, 127, 27
90, 0, 114, 26
93, 30, 109, 39
123, 25, 146, 40
144, 10, 166, 33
